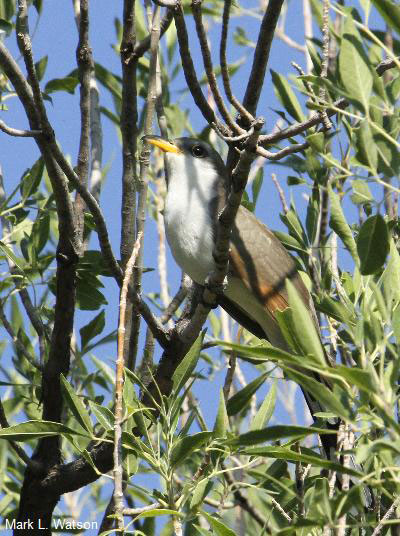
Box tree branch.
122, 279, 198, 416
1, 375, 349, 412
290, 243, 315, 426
242, 0, 284, 117
173, 2, 230, 136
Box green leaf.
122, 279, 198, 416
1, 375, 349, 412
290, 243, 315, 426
76, 274, 108, 310
0, 241, 26, 273
226, 372, 268, 416
339, 17, 372, 112
328, 184, 358, 263
21, 157, 44, 199
285, 369, 351, 420
357, 214, 389, 275
34, 56, 48, 82
80, 310, 106, 351
45, 76, 79, 94
371, 0, 400, 35
201, 511, 236, 536
213, 390, 229, 438
0, 420, 86, 441
0, 18, 12, 34
170, 431, 213, 468
226, 425, 335, 447
133, 509, 182, 521
271, 70, 305, 122
244, 446, 361, 476
306, 132, 325, 153
350, 179, 373, 205
355, 121, 378, 172
172, 331, 205, 394
334, 365, 376, 394
88, 401, 114, 430
250, 380, 276, 430
60, 375, 93, 434
190, 479, 214, 509
284, 280, 326, 365
273, 231, 305, 253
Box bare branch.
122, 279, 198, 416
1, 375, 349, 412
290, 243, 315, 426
0, 302, 42, 370
376, 55, 400, 76
220, 0, 254, 124
114, 232, 142, 531
259, 98, 348, 146
0, 120, 41, 137
271, 173, 288, 214
256, 141, 308, 161
151, 0, 177, 6
0, 398, 43, 473
133, 8, 174, 60
173, 3, 230, 135
372, 496, 400, 536
191, 0, 244, 134
242, 0, 285, 117
74, 0, 92, 245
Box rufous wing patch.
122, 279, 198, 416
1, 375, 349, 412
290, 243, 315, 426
229, 246, 289, 318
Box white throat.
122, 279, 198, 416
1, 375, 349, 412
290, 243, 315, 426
164, 152, 219, 284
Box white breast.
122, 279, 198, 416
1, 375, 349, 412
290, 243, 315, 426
164, 152, 217, 284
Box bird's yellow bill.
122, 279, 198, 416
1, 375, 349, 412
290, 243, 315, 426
145, 137, 181, 154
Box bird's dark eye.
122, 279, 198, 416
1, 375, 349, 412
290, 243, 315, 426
191, 144, 206, 158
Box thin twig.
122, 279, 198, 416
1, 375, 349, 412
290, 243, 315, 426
220, 0, 254, 124
376, 56, 400, 77
372, 495, 400, 536
271, 173, 288, 214
160, 273, 191, 324
173, 3, 229, 136
259, 98, 348, 146
114, 232, 142, 531
319, 0, 332, 130
152, 0, 177, 6
0, 120, 41, 137
0, 302, 42, 370
256, 141, 309, 161
242, 0, 285, 117
191, 0, 244, 134
0, 395, 42, 472
74, 0, 92, 246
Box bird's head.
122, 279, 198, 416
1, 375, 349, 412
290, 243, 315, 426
143, 136, 228, 195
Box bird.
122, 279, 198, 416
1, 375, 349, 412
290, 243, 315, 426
144, 135, 337, 459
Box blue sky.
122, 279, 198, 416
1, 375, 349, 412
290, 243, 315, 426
0, 0, 386, 528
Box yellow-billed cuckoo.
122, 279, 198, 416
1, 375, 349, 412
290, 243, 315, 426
145, 135, 337, 459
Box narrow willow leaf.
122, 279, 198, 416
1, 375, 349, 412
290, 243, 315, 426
226, 372, 268, 416
355, 120, 378, 173
244, 446, 361, 477
80, 309, 105, 351
250, 380, 276, 430
286, 369, 351, 420
285, 279, 326, 365
226, 425, 335, 447
60, 375, 93, 434
213, 389, 229, 438
190, 479, 214, 509
201, 511, 236, 536
133, 509, 182, 521
170, 431, 213, 468
88, 401, 114, 430
371, 0, 400, 34
338, 17, 372, 112
0, 420, 87, 441
172, 331, 205, 394
357, 214, 389, 275
271, 70, 305, 122
328, 184, 358, 263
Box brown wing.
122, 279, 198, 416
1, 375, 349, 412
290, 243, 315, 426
229, 205, 312, 316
